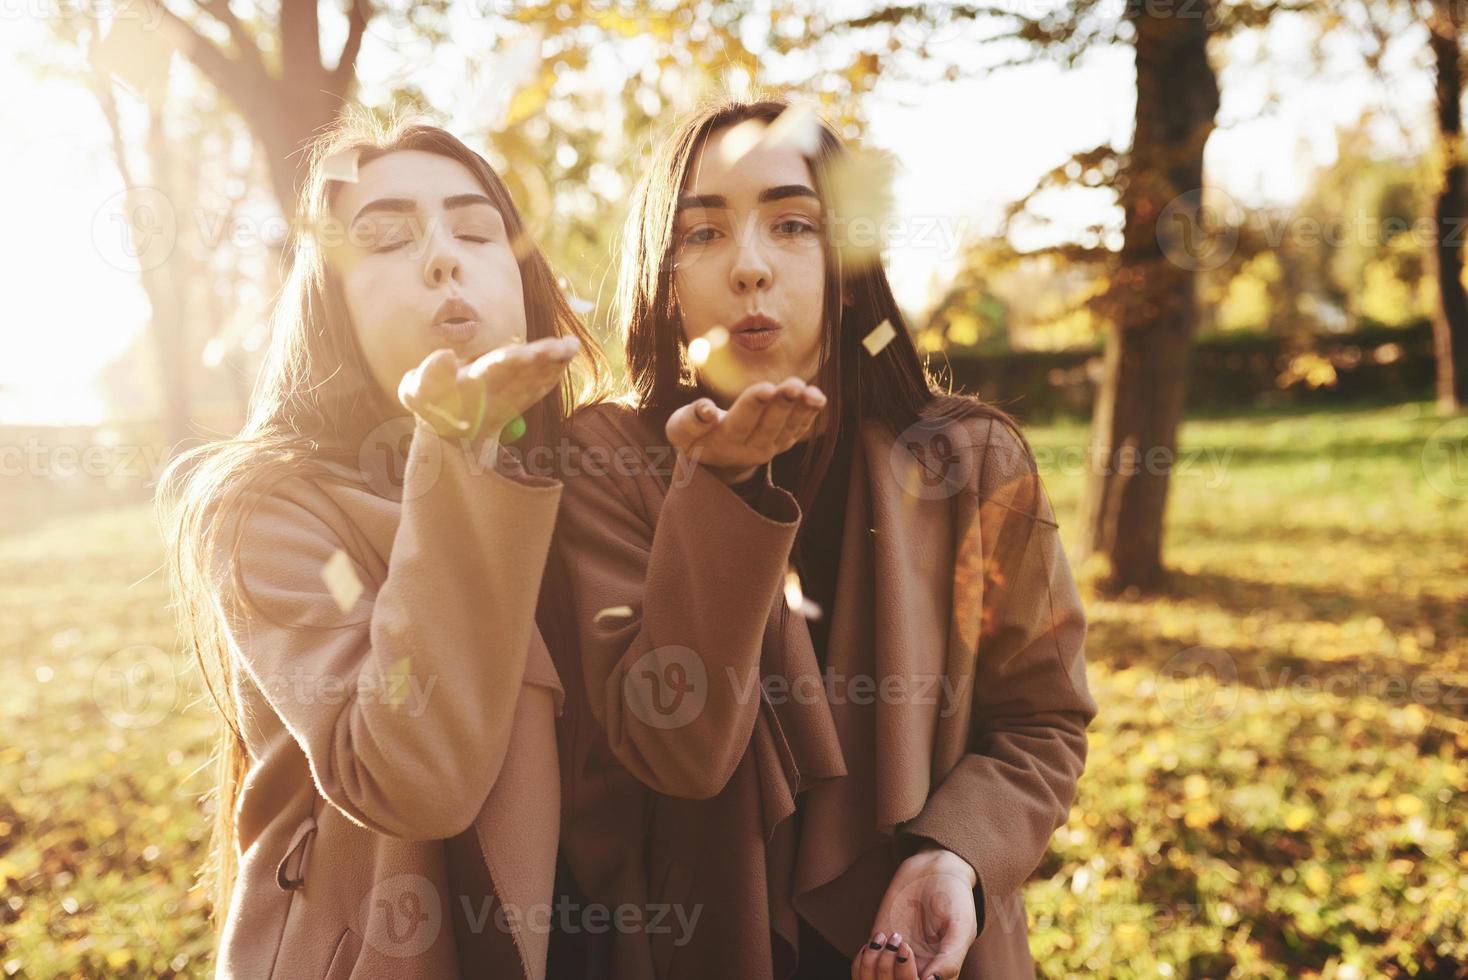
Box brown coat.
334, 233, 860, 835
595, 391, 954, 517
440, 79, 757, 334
212, 419, 566, 980
552, 401, 1098, 979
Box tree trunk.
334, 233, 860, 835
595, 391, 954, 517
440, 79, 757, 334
1079, 0, 1220, 594
1430, 0, 1468, 414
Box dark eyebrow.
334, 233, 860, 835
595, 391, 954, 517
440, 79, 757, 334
676, 185, 820, 213
352, 193, 498, 224
758, 184, 819, 204
443, 193, 497, 211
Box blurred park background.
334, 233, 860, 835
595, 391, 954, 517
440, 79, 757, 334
2, 0, 1467, 976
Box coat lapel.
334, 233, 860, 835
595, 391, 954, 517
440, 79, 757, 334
789, 420, 957, 900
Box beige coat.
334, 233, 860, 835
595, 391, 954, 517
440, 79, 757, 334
212, 419, 565, 979
552, 400, 1098, 979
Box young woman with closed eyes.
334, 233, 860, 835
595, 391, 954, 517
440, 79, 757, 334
161, 114, 605, 979
549, 99, 1098, 980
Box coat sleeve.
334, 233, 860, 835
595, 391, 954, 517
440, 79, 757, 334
556, 410, 801, 799
897, 416, 1098, 939
216, 421, 563, 840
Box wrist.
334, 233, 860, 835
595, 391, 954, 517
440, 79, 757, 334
910, 843, 978, 890
705, 461, 760, 485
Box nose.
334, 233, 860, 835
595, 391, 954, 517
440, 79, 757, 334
422, 233, 462, 288
729, 219, 772, 294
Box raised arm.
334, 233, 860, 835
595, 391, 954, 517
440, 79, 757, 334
217, 421, 562, 840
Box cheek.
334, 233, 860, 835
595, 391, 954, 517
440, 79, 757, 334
672, 260, 727, 338
786, 253, 826, 357
339, 261, 421, 389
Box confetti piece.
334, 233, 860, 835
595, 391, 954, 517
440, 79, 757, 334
594, 605, 635, 625
718, 118, 768, 168
862, 319, 897, 356
321, 148, 360, 184
761, 103, 824, 156
827, 146, 897, 265
384, 656, 412, 711
688, 325, 731, 367
94, 15, 174, 103
460, 25, 546, 132
320, 549, 363, 613
783, 569, 823, 621
501, 415, 527, 443
688, 325, 732, 381
568, 296, 595, 315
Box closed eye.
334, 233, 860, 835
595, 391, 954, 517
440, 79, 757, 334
775, 218, 818, 236
682, 226, 722, 245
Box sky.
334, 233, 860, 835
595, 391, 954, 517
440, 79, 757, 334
0, 3, 1436, 425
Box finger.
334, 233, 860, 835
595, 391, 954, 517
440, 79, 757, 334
749, 384, 799, 449
772, 399, 821, 450
920, 940, 969, 980
875, 930, 902, 980
719, 383, 778, 442
666, 398, 723, 450
417, 347, 461, 398
895, 940, 919, 980
856, 932, 886, 980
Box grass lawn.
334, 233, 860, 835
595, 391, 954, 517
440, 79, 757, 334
0, 400, 1463, 978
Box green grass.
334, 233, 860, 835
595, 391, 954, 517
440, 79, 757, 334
0, 400, 1463, 978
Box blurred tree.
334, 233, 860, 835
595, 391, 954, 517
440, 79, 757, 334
1426, 0, 1468, 411
138, 0, 382, 211
1349, 0, 1468, 411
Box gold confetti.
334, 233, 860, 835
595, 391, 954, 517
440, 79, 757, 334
594, 605, 635, 625
862, 319, 897, 356
783, 569, 823, 621
94, 15, 175, 103
320, 549, 363, 613
384, 656, 413, 711
718, 118, 768, 168
321, 148, 361, 184
761, 103, 824, 156
827, 146, 898, 265
687, 326, 729, 367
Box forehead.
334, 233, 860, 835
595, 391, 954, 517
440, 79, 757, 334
332, 149, 488, 219
684, 124, 818, 202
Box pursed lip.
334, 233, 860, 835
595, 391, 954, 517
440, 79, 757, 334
728, 313, 782, 352
431, 297, 481, 342
433, 297, 479, 326
730, 314, 782, 335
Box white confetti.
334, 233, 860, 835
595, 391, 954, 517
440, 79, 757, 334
761, 103, 824, 156
862, 319, 897, 356
783, 568, 823, 621
321, 148, 360, 184
718, 118, 768, 168
320, 549, 363, 613
594, 605, 635, 626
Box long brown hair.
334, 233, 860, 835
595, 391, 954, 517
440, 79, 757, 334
614, 97, 1028, 511
157, 109, 608, 931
